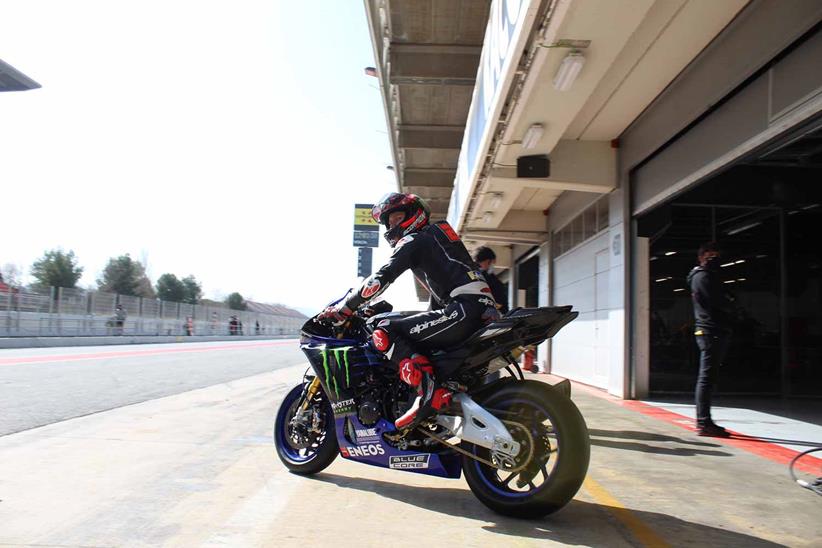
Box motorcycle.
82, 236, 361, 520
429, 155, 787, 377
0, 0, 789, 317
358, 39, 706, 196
274, 299, 590, 518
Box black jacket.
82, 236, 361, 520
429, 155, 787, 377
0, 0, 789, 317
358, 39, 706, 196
686, 265, 735, 333
346, 221, 494, 311
483, 271, 508, 313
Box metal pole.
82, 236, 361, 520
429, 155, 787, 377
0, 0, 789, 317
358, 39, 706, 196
57, 287, 63, 335
85, 292, 91, 335
159, 300, 164, 335
48, 286, 55, 334
779, 210, 788, 398
15, 288, 21, 333
5, 286, 11, 334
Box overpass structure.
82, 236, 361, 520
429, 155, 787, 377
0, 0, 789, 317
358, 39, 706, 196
366, 0, 822, 400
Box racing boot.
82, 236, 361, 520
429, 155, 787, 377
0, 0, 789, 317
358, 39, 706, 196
394, 354, 452, 431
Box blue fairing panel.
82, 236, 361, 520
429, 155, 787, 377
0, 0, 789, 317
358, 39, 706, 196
334, 415, 462, 479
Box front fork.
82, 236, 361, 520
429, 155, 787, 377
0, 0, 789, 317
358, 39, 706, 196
298, 376, 321, 413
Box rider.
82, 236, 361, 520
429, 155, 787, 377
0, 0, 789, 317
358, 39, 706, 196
319, 192, 499, 432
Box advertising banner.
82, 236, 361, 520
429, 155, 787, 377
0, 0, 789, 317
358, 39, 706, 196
353, 203, 379, 248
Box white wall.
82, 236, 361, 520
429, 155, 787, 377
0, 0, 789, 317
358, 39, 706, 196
537, 242, 550, 372
547, 188, 628, 396
551, 231, 610, 388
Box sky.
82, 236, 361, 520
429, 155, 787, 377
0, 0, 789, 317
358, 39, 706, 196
0, 0, 422, 313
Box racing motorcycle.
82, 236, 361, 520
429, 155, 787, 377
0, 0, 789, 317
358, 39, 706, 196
274, 299, 590, 518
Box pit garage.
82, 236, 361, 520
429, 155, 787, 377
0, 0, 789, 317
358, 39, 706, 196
367, 0, 822, 402
638, 120, 822, 398
630, 16, 822, 400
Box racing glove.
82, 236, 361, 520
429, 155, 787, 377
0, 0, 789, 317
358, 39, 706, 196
317, 304, 353, 326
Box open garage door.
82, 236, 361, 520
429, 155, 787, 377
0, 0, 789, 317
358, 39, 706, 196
638, 123, 822, 398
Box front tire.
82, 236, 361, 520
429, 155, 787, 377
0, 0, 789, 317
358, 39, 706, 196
274, 382, 338, 475
462, 380, 590, 518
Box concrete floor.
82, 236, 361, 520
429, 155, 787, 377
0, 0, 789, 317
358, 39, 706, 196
644, 396, 822, 453
0, 362, 820, 546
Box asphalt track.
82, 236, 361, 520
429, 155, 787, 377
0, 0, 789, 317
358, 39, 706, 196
0, 340, 304, 436
1, 344, 820, 546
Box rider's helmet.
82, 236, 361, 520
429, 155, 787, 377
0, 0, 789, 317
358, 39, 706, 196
371, 192, 430, 247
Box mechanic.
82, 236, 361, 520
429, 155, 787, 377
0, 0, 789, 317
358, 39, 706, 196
687, 241, 736, 437
473, 245, 509, 314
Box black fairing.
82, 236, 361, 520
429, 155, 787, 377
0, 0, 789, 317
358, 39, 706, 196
301, 305, 578, 393
431, 306, 578, 379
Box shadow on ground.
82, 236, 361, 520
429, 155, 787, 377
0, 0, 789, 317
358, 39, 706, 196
588, 428, 734, 457
310, 473, 783, 546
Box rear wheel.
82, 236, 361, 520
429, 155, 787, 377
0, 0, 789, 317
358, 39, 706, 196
462, 380, 590, 518
274, 381, 338, 475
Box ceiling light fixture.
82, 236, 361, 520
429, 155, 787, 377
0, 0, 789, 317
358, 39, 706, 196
482, 211, 494, 224
726, 221, 762, 236
665, 251, 677, 256
521, 124, 544, 149
553, 51, 585, 92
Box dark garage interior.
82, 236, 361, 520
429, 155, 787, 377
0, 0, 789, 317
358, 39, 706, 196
639, 122, 822, 398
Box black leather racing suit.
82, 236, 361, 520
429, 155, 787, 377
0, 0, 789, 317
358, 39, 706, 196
344, 221, 499, 363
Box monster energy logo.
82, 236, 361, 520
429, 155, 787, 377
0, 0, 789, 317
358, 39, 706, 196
318, 346, 352, 398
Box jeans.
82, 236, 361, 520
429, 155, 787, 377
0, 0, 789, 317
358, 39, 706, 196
694, 332, 730, 426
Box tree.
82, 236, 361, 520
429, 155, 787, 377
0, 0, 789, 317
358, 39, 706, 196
98, 254, 153, 297
30, 249, 84, 289
156, 273, 186, 302
1, 263, 23, 287
181, 275, 202, 304
226, 292, 247, 311
136, 274, 157, 299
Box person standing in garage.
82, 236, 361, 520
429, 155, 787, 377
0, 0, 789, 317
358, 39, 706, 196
474, 246, 509, 314
687, 242, 736, 437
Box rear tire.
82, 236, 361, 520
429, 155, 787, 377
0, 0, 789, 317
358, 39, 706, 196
274, 382, 338, 475
462, 380, 590, 518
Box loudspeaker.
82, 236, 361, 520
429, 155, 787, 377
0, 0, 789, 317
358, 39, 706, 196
517, 154, 550, 178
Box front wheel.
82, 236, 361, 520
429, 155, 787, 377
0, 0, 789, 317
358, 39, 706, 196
462, 380, 590, 518
274, 380, 338, 475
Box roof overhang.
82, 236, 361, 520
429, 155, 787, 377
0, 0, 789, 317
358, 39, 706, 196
364, 0, 494, 299
449, 0, 749, 247
364, 0, 492, 220
0, 59, 41, 92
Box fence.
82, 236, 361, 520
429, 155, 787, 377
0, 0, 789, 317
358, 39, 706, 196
0, 286, 305, 338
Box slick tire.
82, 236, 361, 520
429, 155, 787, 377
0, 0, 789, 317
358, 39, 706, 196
462, 380, 590, 518
274, 383, 338, 475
